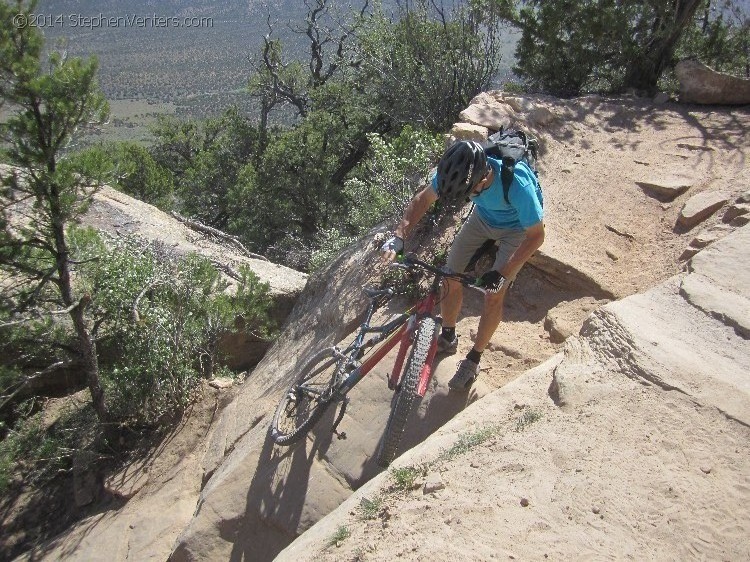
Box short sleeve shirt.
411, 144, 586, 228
432, 157, 543, 230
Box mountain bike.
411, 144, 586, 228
269, 255, 480, 467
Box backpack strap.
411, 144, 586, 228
500, 157, 515, 205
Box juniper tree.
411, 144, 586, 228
0, 1, 111, 426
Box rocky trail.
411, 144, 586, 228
11, 93, 750, 561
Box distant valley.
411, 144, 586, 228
33, 0, 518, 143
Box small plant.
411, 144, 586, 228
440, 425, 500, 461
502, 80, 528, 94
390, 465, 423, 491
328, 524, 351, 547
515, 408, 543, 432
358, 495, 383, 520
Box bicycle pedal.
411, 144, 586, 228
333, 430, 347, 440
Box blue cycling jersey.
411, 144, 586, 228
432, 157, 543, 230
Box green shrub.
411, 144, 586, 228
70, 228, 276, 424
515, 408, 543, 432
358, 496, 383, 520
440, 425, 500, 461
390, 465, 424, 491
328, 525, 351, 547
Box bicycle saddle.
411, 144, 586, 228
363, 287, 393, 299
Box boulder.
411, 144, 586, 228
448, 122, 489, 142
527, 106, 557, 127
675, 60, 750, 105
636, 176, 693, 201
504, 96, 535, 113
459, 102, 515, 131
677, 191, 730, 229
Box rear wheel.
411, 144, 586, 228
377, 316, 438, 467
270, 348, 342, 446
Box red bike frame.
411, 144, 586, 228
353, 291, 440, 398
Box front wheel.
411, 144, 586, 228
270, 347, 342, 446
376, 316, 438, 467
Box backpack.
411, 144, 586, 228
482, 128, 540, 205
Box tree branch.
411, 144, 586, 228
170, 211, 269, 261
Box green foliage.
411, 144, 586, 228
82, 142, 175, 208
307, 127, 442, 271
150, 107, 260, 230
346, 127, 443, 230
328, 525, 351, 547
390, 464, 425, 491
357, 1, 507, 131
515, 407, 543, 432
0, 1, 112, 424
439, 425, 501, 460
676, 3, 750, 77
70, 228, 276, 424
248, 108, 359, 267
358, 495, 383, 520
513, 0, 745, 95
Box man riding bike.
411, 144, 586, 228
381, 140, 545, 391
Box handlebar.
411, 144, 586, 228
392, 254, 482, 289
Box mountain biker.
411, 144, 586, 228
380, 140, 545, 390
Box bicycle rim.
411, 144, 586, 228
270, 348, 341, 446
376, 316, 437, 467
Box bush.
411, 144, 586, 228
308, 127, 442, 271
70, 228, 276, 424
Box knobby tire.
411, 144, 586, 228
377, 316, 437, 467
269, 347, 341, 446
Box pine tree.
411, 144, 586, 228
1, 1, 111, 428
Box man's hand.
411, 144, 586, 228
380, 235, 404, 262
477, 270, 506, 293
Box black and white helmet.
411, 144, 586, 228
435, 140, 487, 203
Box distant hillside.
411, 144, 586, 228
32, 0, 517, 133
36, 1, 298, 118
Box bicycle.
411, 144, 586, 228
269, 254, 481, 467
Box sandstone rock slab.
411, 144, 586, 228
677, 191, 730, 229
636, 176, 693, 201
676, 60, 750, 105
527, 107, 557, 126
689, 223, 733, 249
680, 273, 750, 339
723, 203, 750, 223
688, 224, 750, 297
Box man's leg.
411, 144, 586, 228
440, 278, 463, 329
438, 212, 488, 353
472, 287, 507, 352
449, 227, 524, 390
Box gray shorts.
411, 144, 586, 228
447, 211, 526, 280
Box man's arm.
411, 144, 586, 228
499, 221, 545, 279
395, 186, 439, 239
382, 186, 439, 261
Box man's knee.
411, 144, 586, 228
484, 288, 506, 307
